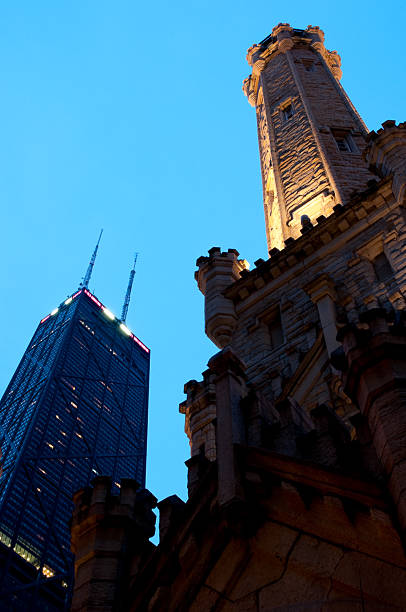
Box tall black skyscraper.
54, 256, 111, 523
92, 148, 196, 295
0, 285, 150, 610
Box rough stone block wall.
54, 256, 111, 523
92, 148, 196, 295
186, 503, 406, 611
232, 290, 324, 412
262, 54, 330, 220
226, 202, 406, 418
263, 52, 296, 109
256, 100, 284, 251
292, 46, 374, 204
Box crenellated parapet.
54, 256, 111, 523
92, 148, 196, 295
243, 24, 341, 109
180, 369, 217, 462
71, 477, 156, 612
179, 343, 367, 507
195, 248, 249, 348
180, 348, 249, 500
365, 120, 406, 201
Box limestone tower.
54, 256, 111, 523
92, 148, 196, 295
243, 24, 375, 251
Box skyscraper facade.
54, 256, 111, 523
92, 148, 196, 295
0, 287, 150, 610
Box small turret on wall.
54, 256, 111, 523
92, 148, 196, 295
195, 248, 249, 348
365, 120, 406, 202
71, 477, 156, 612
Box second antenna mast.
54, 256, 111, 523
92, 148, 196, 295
121, 253, 138, 322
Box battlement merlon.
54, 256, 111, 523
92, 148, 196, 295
195, 248, 249, 349
243, 24, 342, 107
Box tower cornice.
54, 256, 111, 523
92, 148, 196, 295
243, 24, 341, 108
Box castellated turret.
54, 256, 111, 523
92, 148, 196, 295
243, 23, 376, 252
365, 119, 406, 201
195, 247, 249, 348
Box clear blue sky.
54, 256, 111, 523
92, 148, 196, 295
1, 1, 405, 511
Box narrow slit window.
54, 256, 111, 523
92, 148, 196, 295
282, 103, 294, 122
336, 137, 351, 152
332, 129, 355, 153
268, 309, 284, 349
302, 59, 315, 72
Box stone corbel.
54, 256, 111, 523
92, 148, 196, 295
246, 44, 260, 66
278, 38, 294, 53
252, 59, 266, 77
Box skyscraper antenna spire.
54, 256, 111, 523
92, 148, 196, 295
80, 229, 103, 289
121, 253, 138, 322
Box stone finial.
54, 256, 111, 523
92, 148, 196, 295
271, 23, 292, 37
306, 25, 325, 43
246, 44, 261, 67
195, 248, 249, 348
365, 121, 406, 201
